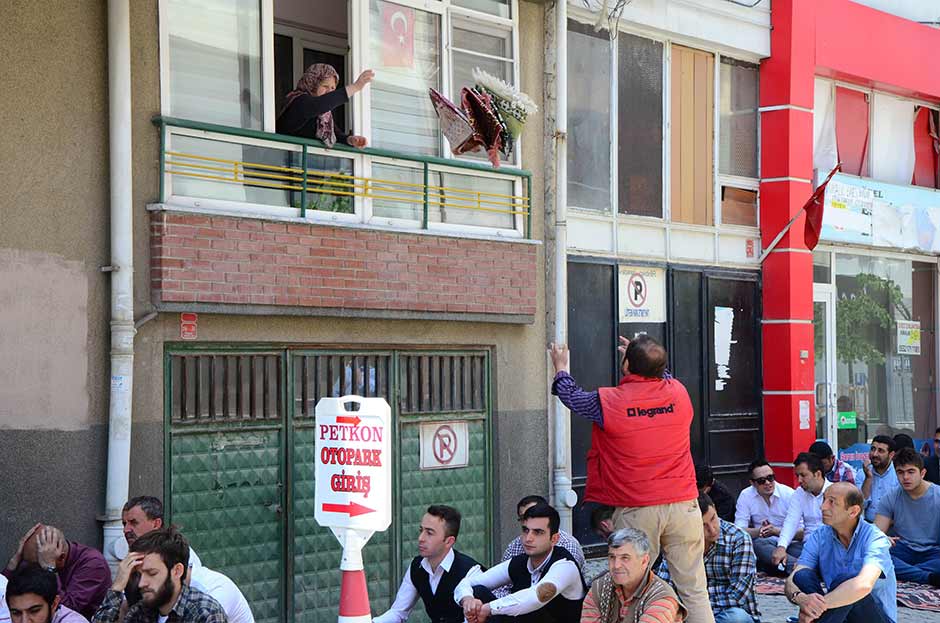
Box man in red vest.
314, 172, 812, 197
549, 335, 713, 623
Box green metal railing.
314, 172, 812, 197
154, 116, 534, 238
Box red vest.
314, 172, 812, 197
586, 374, 698, 508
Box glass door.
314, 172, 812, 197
814, 286, 838, 445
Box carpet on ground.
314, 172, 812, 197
755, 572, 940, 612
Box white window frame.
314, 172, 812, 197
716, 53, 761, 230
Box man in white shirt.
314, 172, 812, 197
455, 503, 585, 622
771, 452, 832, 571
373, 505, 481, 623
0, 574, 9, 623
734, 459, 800, 574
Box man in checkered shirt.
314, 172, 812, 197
657, 493, 760, 623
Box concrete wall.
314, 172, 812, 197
0, 0, 110, 558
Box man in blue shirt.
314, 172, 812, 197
861, 435, 899, 522
874, 447, 940, 587
784, 482, 896, 623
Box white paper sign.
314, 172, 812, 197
799, 400, 811, 430
619, 266, 666, 323
315, 396, 392, 532
897, 320, 921, 355
420, 421, 469, 470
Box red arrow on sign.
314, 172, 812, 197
322, 501, 375, 517
336, 415, 361, 426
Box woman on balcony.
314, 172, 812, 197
276, 63, 373, 148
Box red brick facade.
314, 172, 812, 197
151, 211, 538, 317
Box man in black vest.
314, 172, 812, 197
454, 503, 585, 622
373, 505, 482, 623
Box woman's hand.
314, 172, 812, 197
347, 70, 375, 96
346, 135, 368, 148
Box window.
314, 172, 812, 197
835, 87, 870, 177
719, 58, 758, 179
670, 45, 714, 226
871, 93, 916, 186
567, 21, 612, 212
619, 33, 663, 217
913, 107, 939, 189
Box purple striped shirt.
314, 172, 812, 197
551, 372, 605, 427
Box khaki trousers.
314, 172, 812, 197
613, 499, 714, 623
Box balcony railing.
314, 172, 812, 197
154, 116, 534, 239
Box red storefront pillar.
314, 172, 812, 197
759, 0, 817, 484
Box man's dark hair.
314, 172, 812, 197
697, 493, 715, 516
894, 447, 925, 471
130, 527, 190, 580
522, 503, 560, 535
625, 334, 667, 379
935, 427, 940, 436
6, 564, 58, 606
123, 495, 164, 520
871, 435, 896, 453
747, 458, 771, 476
590, 505, 614, 531
794, 452, 824, 476
841, 486, 865, 512
808, 440, 834, 459
894, 433, 915, 451
695, 464, 714, 489
426, 505, 461, 539
516, 495, 548, 513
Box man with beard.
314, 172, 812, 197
92, 528, 227, 623
6, 566, 87, 623
861, 436, 898, 523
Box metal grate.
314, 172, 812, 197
170, 354, 282, 423
292, 354, 392, 419
399, 353, 487, 414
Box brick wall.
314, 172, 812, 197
151, 212, 538, 316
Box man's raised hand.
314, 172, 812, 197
548, 343, 570, 374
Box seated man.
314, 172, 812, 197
658, 494, 759, 623
501, 496, 585, 566
771, 453, 832, 572
582, 528, 685, 623
6, 565, 87, 623
374, 505, 482, 623
785, 483, 896, 623
861, 436, 898, 523
4, 525, 110, 620
809, 441, 856, 485
696, 465, 735, 522
455, 503, 585, 621
93, 527, 227, 623
122, 496, 252, 622
874, 447, 940, 587
735, 459, 799, 575
590, 506, 615, 541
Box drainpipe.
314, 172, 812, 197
550, 0, 576, 533
101, 0, 136, 570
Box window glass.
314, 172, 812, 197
834, 255, 936, 451
452, 0, 511, 18
620, 33, 664, 217
166, 0, 263, 129
430, 172, 516, 229
370, 0, 442, 156
835, 87, 870, 177
813, 251, 831, 284
719, 58, 758, 178
371, 162, 425, 221
567, 22, 612, 212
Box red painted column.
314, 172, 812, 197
759, 0, 818, 486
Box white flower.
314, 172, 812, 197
472, 67, 538, 116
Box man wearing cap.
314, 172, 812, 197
809, 441, 856, 485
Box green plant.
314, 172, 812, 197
835, 273, 908, 367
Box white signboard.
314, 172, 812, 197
420, 421, 469, 470
315, 396, 392, 532
897, 320, 921, 356
618, 266, 666, 323
799, 400, 811, 430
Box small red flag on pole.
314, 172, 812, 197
759, 164, 841, 262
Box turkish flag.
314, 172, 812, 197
803, 164, 841, 250
381, 4, 414, 69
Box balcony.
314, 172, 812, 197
149, 117, 538, 323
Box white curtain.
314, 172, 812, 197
871, 93, 916, 186
813, 78, 838, 177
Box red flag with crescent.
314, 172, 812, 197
381, 3, 414, 68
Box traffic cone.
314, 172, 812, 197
338, 569, 371, 623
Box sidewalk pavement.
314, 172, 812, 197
756, 593, 936, 623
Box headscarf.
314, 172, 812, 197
283, 63, 340, 147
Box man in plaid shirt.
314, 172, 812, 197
657, 494, 760, 623
810, 441, 856, 485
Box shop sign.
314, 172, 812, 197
618, 266, 665, 323
315, 396, 392, 532
419, 421, 469, 470
897, 320, 921, 355
837, 411, 857, 430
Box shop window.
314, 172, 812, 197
913, 107, 939, 189
619, 34, 664, 217
719, 58, 758, 179
567, 21, 612, 212
670, 45, 714, 225
835, 87, 870, 177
